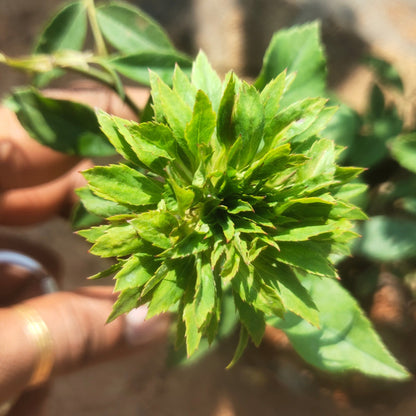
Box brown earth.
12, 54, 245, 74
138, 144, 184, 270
2, 1, 416, 415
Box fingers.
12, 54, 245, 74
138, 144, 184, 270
0, 87, 149, 191
36, 287, 168, 374
0, 159, 91, 226
43, 86, 150, 121
0, 287, 168, 403
7, 385, 50, 416
0, 107, 81, 191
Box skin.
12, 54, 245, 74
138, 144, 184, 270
0, 87, 168, 415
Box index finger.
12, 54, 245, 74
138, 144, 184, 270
0, 87, 149, 190
0, 107, 81, 191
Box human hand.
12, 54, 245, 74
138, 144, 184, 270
0, 248, 168, 415
0, 86, 149, 225
0, 87, 167, 415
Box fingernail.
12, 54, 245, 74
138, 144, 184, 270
124, 306, 167, 346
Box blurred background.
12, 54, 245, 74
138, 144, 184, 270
1, 0, 416, 415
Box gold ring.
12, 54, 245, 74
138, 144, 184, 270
14, 304, 54, 388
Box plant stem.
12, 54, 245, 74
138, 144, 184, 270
67, 64, 142, 118
84, 0, 108, 57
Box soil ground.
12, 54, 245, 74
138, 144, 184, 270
2, 1, 416, 415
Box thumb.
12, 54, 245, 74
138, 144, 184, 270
1, 287, 168, 402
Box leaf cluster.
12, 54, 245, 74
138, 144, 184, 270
2, 3, 410, 378
79, 50, 368, 364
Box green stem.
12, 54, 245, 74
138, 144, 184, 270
2, 50, 142, 117
84, 0, 108, 57
67, 64, 142, 118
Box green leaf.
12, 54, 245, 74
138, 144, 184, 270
149, 72, 193, 157
334, 183, 368, 207
183, 299, 202, 356
216, 73, 237, 146
167, 180, 195, 216
365, 56, 404, 92
169, 231, 210, 259
323, 104, 360, 163
107, 287, 142, 323
140, 95, 155, 123
329, 201, 367, 221
6, 89, 115, 156
274, 223, 338, 242
260, 70, 287, 126
71, 202, 103, 229
233, 294, 265, 347
77, 224, 110, 243
264, 97, 327, 150
248, 238, 268, 263
90, 223, 141, 258
253, 283, 286, 317
256, 259, 318, 326
170, 288, 239, 367
173, 65, 197, 108
219, 216, 235, 243
125, 122, 174, 175
255, 22, 327, 105
184, 90, 216, 159
211, 240, 226, 269
226, 135, 244, 169
233, 82, 265, 168
109, 51, 191, 86
292, 105, 338, 146
141, 263, 169, 297
191, 51, 223, 112
130, 211, 177, 249
226, 199, 254, 215
231, 263, 259, 304
276, 241, 337, 278
194, 257, 216, 327
334, 166, 365, 184
129, 121, 177, 164
221, 246, 241, 281
226, 326, 249, 369
88, 261, 122, 280
147, 268, 185, 319
83, 164, 163, 206
33, 1, 87, 86
372, 110, 403, 141
399, 197, 416, 216
274, 196, 334, 218
369, 84, 385, 119
389, 133, 416, 174
268, 277, 410, 379
242, 143, 291, 181
34, 1, 87, 53
348, 134, 388, 168
298, 138, 336, 181
96, 111, 142, 166
96, 2, 173, 53
114, 255, 156, 291
355, 216, 416, 262
75, 187, 130, 218
233, 218, 265, 235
